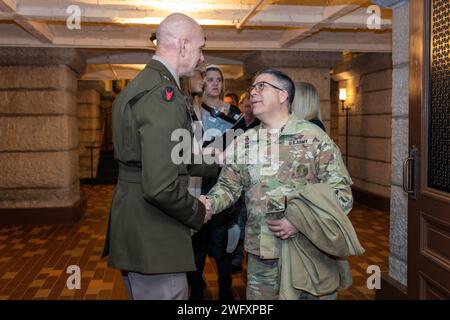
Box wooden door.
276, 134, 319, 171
407, 0, 450, 299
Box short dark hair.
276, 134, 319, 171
254, 68, 295, 105
225, 92, 239, 106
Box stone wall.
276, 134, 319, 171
331, 53, 393, 199
389, 1, 410, 287
0, 65, 80, 209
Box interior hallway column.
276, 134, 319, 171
375, 0, 410, 299
0, 48, 87, 224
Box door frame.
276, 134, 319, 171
407, 0, 427, 298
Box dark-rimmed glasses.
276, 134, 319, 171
247, 81, 286, 94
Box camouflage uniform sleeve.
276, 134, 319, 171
315, 137, 354, 214
206, 144, 243, 214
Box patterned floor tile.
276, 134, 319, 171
0, 185, 389, 300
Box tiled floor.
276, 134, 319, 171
0, 185, 389, 300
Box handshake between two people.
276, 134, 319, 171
197, 195, 299, 238
198, 195, 213, 223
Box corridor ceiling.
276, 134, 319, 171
0, 0, 392, 80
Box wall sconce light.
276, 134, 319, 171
339, 87, 350, 166
150, 32, 157, 46
339, 88, 350, 111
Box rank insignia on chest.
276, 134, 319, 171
163, 86, 175, 102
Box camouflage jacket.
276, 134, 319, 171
207, 113, 353, 259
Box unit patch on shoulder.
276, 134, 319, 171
162, 86, 175, 102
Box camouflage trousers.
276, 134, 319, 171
246, 253, 338, 300
246, 253, 280, 300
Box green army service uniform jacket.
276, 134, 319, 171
207, 114, 354, 260
103, 59, 217, 274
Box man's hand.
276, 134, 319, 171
199, 195, 213, 223
266, 218, 298, 240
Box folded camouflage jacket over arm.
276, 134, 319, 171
280, 183, 365, 299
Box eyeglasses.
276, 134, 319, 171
247, 81, 286, 94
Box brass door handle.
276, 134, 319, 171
403, 157, 414, 194
402, 147, 418, 199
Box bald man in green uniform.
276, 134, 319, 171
102, 13, 217, 300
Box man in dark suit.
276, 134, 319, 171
102, 13, 216, 300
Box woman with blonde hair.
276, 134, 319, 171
292, 82, 325, 131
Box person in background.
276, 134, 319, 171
291, 82, 325, 131
180, 64, 206, 198
238, 91, 260, 131
188, 64, 239, 300
224, 92, 239, 107
181, 64, 215, 299
201, 65, 241, 132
